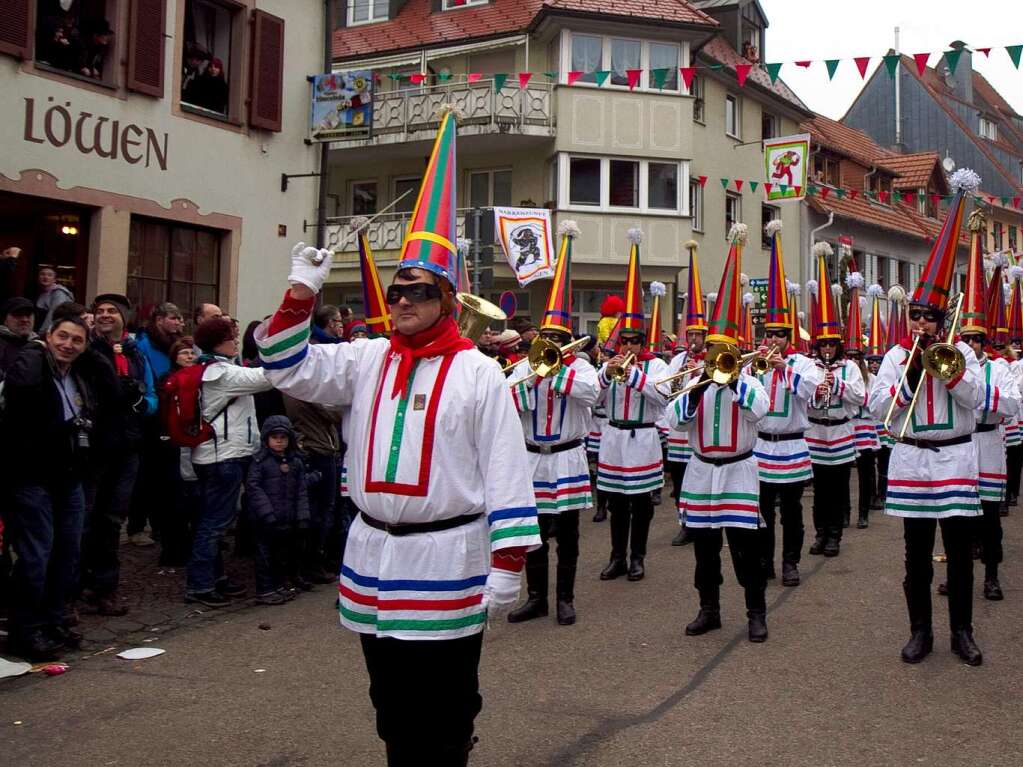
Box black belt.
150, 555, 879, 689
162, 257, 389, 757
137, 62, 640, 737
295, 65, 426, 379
609, 421, 656, 430
899, 434, 973, 453
975, 423, 999, 434
809, 417, 849, 427
694, 449, 754, 467
359, 510, 481, 536
758, 431, 804, 442
527, 438, 583, 454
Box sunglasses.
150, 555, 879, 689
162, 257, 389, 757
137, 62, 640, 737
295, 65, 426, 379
765, 330, 789, 338
385, 283, 443, 305
619, 336, 643, 345
961, 335, 985, 344
908, 309, 939, 322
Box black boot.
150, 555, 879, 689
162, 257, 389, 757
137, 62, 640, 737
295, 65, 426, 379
599, 558, 627, 580
671, 526, 693, 546
950, 628, 983, 666
600, 503, 629, 579
7, 630, 64, 662
627, 557, 645, 582
808, 530, 826, 555
983, 568, 1004, 601
747, 610, 768, 643
842, 509, 851, 529
999, 501, 1009, 517
823, 534, 841, 557
509, 559, 549, 622
857, 510, 869, 529
684, 607, 721, 636
901, 628, 934, 663
507, 593, 548, 622
556, 564, 577, 625
592, 490, 608, 522
901, 582, 933, 664
781, 561, 800, 587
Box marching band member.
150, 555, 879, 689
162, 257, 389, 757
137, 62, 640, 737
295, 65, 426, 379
869, 169, 986, 666
752, 221, 821, 587
805, 245, 865, 558
256, 112, 541, 763
596, 229, 669, 583
507, 221, 599, 626
845, 268, 880, 530
668, 224, 772, 643
1005, 269, 1023, 509
860, 283, 890, 525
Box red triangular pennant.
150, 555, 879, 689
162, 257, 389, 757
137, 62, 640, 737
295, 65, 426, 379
626, 69, 642, 90
879, 191, 890, 203
795, 60, 812, 68
680, 67, 696, 91
850, 189, 859, 200
763, 183, 773, 194
410, 73, 426, 85
854, 56, 871, 78
566, 71, 583, 86
976, 47, 992, 57
794, 185, 802, 197
930, 193, 941, 205
467, 72, 483, 83
912, 52, 930, 75
518, 72, 532, 89
820, 187, 831, 199
1014, 197, 1022, 209
735, 63, 752, 87
697, 175, 708, 188
904, 192, 916, 204
734, 179, 744, 192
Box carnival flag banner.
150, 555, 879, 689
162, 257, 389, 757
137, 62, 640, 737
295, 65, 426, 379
764, 133, 810, 200
310, 71, 373, 140
494, 207, 556, 287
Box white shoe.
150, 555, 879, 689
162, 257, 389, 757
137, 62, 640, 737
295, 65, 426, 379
129, 532, 155, 547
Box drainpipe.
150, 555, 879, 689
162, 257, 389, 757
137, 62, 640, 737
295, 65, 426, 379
894, 26, 902, 148
863, 165, 877, 196
809, 212, 835, 292
315, 0, 332, 251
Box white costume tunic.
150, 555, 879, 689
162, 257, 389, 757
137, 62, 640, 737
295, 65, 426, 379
667, 374, 769, 529
662, 351, 701, 464
806, 359, 865, 466
586, 400, 607, 456
853, 371, 882, 453
509, 356, 600, 514
751, 352, 821, 484
1004, 359, 1023, 448
256, 317, 541, 641
596, 357, 669, 494
869, 340, 984, 519
974, 355, 1020, 503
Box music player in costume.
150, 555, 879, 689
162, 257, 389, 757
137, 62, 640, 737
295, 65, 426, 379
845, 267, 881, 530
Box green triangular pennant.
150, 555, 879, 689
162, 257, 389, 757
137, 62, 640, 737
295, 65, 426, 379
764, 62, 782, 83
720, 178, 730, 189
825, 59, 840, 80
437, 72, 451, 82
836, 188, 846, 199
1003, 196, 1012, 206
651, 67, 669, 90
893, 191, 903, 202
808, 185, 819, 196
388, 73, 404, 81
493, 73, 508, 91
544, 71, 558, 80
749, 181, 759, 192
944, 49, 962, 74
1008, 45, 1023, 69
779, 184, 789, 194
883, 54, 900, 78
594, 70, 611, 86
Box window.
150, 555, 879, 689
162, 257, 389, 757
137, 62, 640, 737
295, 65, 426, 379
725, 192, 742, 235
468, 169, 512, 208
568, 158, 601, 206
898, 259, 911, 288
761, 205, 779, 248
691, 74, 704, 122
1009, 226, 1018, 253
876, 255, 890, 287
649, 43, 679, 90
811, 154, 841, 187
442, 0, 488, 8
351, 180, 378, 215
979, 116, 998, 141
741, 25, 761, 62
565, 32, 684, 92
993, 222, 1004, 251
609, 38, 641, 87
761, 111, 778, 140
725, 94, 740, 138
181, 0, 237, 117
561, 155, 689, 214
348, 0, 388, 25
394, 178, 421, 214
609, 160, 639, 207
648, 163, 679, 210
35, 0, 117, 84
689, 179, 703, 231
128, 217, 220, 327
570, 34, 602, 84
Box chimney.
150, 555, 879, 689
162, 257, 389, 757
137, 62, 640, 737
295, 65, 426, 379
948, 40, 973, 103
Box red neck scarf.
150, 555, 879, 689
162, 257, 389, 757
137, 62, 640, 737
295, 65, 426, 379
635, 351, 656, 362
388, 316, 474, 399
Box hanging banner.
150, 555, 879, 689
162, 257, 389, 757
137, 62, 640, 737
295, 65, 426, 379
310, 71, 373, 141
764, 133, 810, 200
493, 207, 556, 287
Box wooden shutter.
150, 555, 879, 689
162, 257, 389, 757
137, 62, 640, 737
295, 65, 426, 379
0, 0, 33, 59
126, 0, 166, 97
249, 9, 284, 132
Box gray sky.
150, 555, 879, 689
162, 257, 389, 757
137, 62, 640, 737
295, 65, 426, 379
759, 0, 1023, 118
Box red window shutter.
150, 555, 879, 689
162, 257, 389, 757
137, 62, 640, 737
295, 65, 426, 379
126, 0, 166, 97
249, 9, 284, 132
0, 0, 33, 60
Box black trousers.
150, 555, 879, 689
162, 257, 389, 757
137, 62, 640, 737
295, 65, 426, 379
692, 527, 766, 612
302, 452, 338, 574
877, 446, 891, 500
855, 450, 878, 514
758, 481, 805, 568
606, 492, 654, 560
978, 501, 1003, 577
667, 460, 687, 505
811, 462, 851, 540
903, 516, 974, 632
1007, 444, 1023, 502
360, 632, 483, 763
81, 450, 141, 598
524, 510, 579, 600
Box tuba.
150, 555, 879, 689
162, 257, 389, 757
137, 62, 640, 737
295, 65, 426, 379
455, 292, 507, 343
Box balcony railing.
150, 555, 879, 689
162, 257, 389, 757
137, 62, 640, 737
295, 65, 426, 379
325, 210, 473, 258
332, 80, 555, 142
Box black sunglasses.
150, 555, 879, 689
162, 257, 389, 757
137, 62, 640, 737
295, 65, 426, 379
619, 335, 643, 345
765, 330, 789, 338
908, 309, 939, 322
386, 283, 443, 305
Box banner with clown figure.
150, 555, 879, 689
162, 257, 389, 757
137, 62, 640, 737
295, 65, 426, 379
764, 133, 810, 201
310, 71, 373, 140
493, 207, 556, 287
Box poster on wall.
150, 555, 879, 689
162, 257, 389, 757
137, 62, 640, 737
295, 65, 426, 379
493, 207, 556, 287
310, 71, 373, 141
764, 133, 810, 201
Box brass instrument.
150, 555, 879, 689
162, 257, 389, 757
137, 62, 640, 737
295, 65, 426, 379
455, 292, 507, 343
659, 347, 777, 389
507, 336, 591, 387
656, 361, 703, 387
669, 343, 770, 400
606, 353, 636, 382
815, 360, 838, 410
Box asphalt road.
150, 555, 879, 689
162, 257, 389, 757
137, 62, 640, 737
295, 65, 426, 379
3, 483, 1022, 767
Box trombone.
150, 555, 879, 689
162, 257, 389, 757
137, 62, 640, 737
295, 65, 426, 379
668, 343, 777, 400
507, 336, 591, 388
883, 292, 966, 440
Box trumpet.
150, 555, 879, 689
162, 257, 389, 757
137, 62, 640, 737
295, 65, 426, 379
605, 353, 636, 383
656, 361, 703, 387
507, 336, 591, 388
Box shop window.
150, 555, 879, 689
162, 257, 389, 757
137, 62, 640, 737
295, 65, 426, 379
35, 0, 117, 83
468, 169, 512, 208
351, 180, 378, 215
347, 0, 388, 25
128, 218, 220, 326
181, 0, 236, 117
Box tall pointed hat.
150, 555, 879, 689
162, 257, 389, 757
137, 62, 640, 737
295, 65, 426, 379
683, 240, 707, 333
865, 284, 886, 357
352, 219, 394, 335
804, 280, 819, 350
541, 220, 580, 333
786, 279, 801, 348
988, 261, 1010, 346
886, 285, 908, 346
844, 259, 864, 352
959, 207, 989, 335
740, 291, 756, 352
397, 109, 459, 284
647, 282, 666, 352
621, 228, 647, 334
706, 223, 748, 345
764, 220, 791, 329
1008, 264, 1023, 342
912, 168, 980, 311
811, 242, 842, 341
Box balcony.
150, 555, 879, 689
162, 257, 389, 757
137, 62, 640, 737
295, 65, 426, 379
328, 80, 556, 147
324, 210, 474, 263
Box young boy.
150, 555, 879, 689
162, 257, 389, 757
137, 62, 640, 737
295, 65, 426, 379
246, 415, 311, 604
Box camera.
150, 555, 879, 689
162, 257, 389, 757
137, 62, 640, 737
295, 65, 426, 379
73, 415, 93, 449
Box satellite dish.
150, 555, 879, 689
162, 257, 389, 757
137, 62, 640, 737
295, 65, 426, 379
942, 156, 956, 173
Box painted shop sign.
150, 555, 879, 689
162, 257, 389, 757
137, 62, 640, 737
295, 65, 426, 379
23, 97, 168, 171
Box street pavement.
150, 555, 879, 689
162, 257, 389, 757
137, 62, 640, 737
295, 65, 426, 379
3, 480, 1023, 766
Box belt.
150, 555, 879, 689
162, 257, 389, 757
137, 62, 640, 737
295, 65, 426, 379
899, 434, 973, 453
359, 510, 481, 536
757, 431, 804, 442
694, 449, 754, 467
608, 421, 657, 430
809, 417, 849, 427
975, 423, 999, 434
527, 438, 583, 454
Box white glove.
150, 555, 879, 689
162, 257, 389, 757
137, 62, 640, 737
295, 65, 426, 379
481, 567, 522, 619
287, 241, 333, 294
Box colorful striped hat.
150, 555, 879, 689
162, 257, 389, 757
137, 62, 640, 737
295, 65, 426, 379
1008, 265, 1023, 342
811, 242, 842, 341
352, 219, 393, 335
959, 208, 989, 336
988, 263, 1010, 346
621, 228, 647, 335
647, 281, 666, 352
683, 240, 707, 333
541, 220, 579, 333
397, 109, 459, 284
763, 220, 791, 329
707, 224, 747, 345
786, 279, 801, 348
886, 285, 908, 346
911, 168, 980, 311
844, 264, 864, 352
740, 291, 755, 352
865, 284, 886, 358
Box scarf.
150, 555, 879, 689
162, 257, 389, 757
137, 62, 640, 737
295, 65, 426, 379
388, 316, 474, 399
635, 351, 657, 362
99, 332, 131, 376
